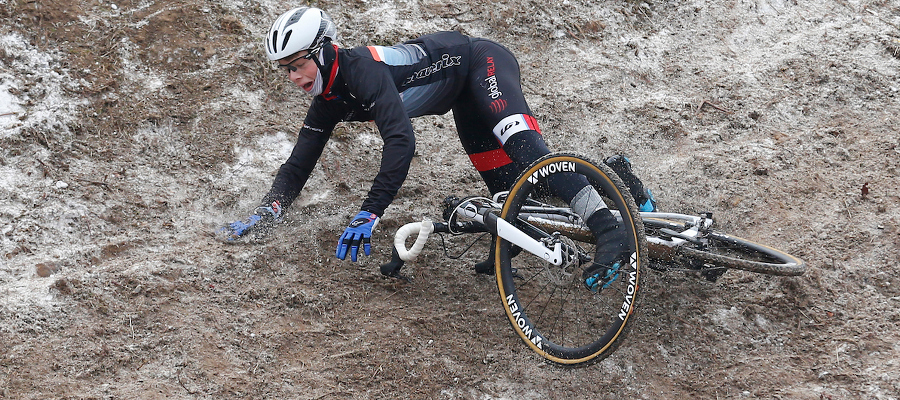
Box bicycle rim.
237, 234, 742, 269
495, 153, 646, 366
677, 231, 806, 276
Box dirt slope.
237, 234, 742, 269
1, 0, 899, 398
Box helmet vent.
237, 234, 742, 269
281, 31, 292, 52
286, 8, 307, 26
270, 30, 279, 52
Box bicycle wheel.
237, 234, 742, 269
495, 152, 647, 366
642, 217, 805, 276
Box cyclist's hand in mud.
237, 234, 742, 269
215, 201, 283, 242
336, 211, 379, 262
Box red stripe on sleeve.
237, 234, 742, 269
367, 46, 382, 61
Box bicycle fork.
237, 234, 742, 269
380, 200, 568, 280
456, 201, 566, 266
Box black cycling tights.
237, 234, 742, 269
450, 39, 587, 204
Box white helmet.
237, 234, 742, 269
265, 7, 336, 61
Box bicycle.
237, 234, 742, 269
379, 152, 805, 366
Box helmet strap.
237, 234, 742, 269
312, 39, 334, 73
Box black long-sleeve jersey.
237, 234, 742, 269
262, 31, 474, 217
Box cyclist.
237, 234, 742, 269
217, 7, 656, 291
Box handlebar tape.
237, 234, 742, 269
394, 220, 435, 261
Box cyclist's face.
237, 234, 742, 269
278, 51, 318, 93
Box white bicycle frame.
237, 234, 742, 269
392, 203, 715, 266
637, 211, 714, 248
395, 199, 565, 266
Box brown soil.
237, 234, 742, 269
1, 0, 899, 398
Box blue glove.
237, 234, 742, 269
216, 200, 282, 242
336, 211, 379, 262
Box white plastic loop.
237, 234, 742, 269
394, 220, 434, 262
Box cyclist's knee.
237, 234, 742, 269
500, 129, 548, 163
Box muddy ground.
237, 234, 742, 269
2, 0, 899, 398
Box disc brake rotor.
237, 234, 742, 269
542, 235, 584, 287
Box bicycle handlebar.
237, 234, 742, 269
394, 220, 435, 261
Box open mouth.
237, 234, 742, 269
302, 81, 314, 92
